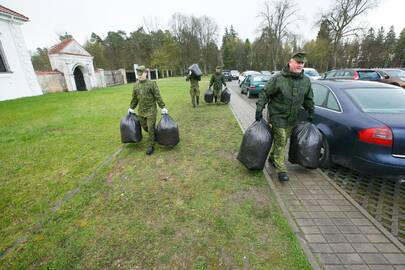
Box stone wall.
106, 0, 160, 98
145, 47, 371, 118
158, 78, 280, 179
36, 71, 67, 93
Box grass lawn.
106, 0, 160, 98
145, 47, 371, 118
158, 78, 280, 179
0, 77, 311, 269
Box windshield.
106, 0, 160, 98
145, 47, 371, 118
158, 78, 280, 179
357, 71, 380, 81
384, 69, 405, 78
346, 87, 405, 113
304, 69, 320, 76
251, 75, 270, 82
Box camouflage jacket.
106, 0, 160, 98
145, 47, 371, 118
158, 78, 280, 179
186, 75, 200, 88
209, 73, 226, 90
256, 66, 314, 128
130, 79, 165, 117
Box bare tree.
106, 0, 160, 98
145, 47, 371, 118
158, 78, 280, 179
258, 0, 298, 70
196, 16, 219, 73
322, 0, 378, 68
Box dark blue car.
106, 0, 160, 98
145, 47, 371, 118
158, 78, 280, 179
304, 80, 405, 177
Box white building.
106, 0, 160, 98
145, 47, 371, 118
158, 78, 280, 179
48, 39, 97, 91
0, 5, 42, 101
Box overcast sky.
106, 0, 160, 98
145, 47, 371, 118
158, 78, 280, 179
2, 0, 405, 51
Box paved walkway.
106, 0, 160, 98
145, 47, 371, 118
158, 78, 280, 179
227, 82, 405, 270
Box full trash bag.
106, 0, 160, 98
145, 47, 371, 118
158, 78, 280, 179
120, 112, 142, 143
237, 119, 273, 170
188, 63, 203, 78
204, 88, 214, 103
156, 114, 180, 146
288, 121, 323, 169
220, 87, 231, 104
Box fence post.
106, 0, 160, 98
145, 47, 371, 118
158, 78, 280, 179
119, 68, 127, 84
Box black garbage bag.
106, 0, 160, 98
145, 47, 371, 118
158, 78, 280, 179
220, 87, 231, 104
288, 121, 323, 169
156, 114, 180, 146
237, 119, 273, 170
188, 63, 203, 78
204, 88, 214, 103
120, 113, 142, 143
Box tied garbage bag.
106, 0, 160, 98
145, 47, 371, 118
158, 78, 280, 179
120, 113, 142, 143
188, 63, 203, 78
156, 114, 180, 146
204, 88, 213, 103
288, 121, 323, 169
237, 119, 273, 170
220, 87, 231, 104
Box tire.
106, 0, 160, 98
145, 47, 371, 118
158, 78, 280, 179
319, 134, 332, 169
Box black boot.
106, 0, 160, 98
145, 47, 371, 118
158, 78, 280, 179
146, 146, 154, 155
278, 172, 289, 182
196, 96, 199, 106
214, 96, 217, 103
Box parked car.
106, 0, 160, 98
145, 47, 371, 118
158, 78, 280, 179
261, 71, 271, 76
238, 70, 261, 85
270, 70, 280, 77
240, 74, 270, 98
322, 68, 381, 81
230, 70, 240, 80
304, 68, 321, 80
299, 80, 405, 176
374, 68, 405, 89
222, 69, 232, 81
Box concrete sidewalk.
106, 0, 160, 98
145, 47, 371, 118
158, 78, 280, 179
227, 82, 405, 270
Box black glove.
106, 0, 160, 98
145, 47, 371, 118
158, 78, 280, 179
255, 111, 263, 121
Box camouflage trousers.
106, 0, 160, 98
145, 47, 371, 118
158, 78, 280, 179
138, 114, 156, 147
269, 126, 293, 173
190, 85, 200, 106
213, 87, 222, 103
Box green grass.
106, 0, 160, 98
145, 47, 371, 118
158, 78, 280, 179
0, 77, 311, 269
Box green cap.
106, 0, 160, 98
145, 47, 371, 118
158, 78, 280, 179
136, 65, 146, 73
291, 52, 307, 63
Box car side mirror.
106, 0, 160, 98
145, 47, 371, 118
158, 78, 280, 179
384, 75, 390, 79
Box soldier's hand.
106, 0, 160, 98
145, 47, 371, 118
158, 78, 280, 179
255, 111, 263, 121
161, 108, 168, 115
128, 108, 135, 114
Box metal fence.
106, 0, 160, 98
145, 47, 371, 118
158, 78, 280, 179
104, 70, 124, 86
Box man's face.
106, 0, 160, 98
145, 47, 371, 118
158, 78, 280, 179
215, 68, 221, 73
137, 71, 147, 81
288, 59, 305, 73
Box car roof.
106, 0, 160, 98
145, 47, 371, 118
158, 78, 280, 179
315, 79, 399, 90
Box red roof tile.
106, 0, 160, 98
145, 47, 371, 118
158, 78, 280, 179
0, 5, 29, 21
48, 38, 75, 55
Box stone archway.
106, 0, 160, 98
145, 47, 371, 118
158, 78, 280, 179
73, 66, 87, 91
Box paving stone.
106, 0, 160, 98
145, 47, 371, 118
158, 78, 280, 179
344, 266, 371, 270
305, 234, 327, 243
332, 218, 353, 226
369, 265, 395, 270
352, 243, 379, 253
394, 266, 405, 270
309, 211, 329, 219
374, 244, 401, 253
301, 199, 319, 206
328, 212, 348, 218
301, 226, 321, 234
328, 194, 345, 200
286, 200, 302, 207
325, 265, 346, 270
351, 219, 373, 226
322, 205, 342, 212
324, 234, 348, 243
337, 253, 365, 264
291, 211, 310, 219
317, 253, 342, 264
318, 199, 338, 205
330, 243, 355, 253
296, 218, 315, 226
319, 225, 341, 234
358, 226, 381, 234
383, 254, 405, 264
339, 226, 362, 234
314, 218, 335, 226
366, 235, 391, 243
360, 253, 390, 264
305, 205, 324, 212
312, 194, 331, 200
345, 234, 370, 243
346, 212, 365, 219
309, 243, 333, 253
340, 205, 358, 212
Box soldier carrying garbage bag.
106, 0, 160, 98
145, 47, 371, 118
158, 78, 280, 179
209, 66, 227, 105
255, 52, 314, 181
128, 66, 168, 155
186, 64, 202, 108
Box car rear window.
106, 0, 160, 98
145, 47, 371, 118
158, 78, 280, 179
252, 76, 268, 82
346, 87, 405, 113
384, 69, 405, 77
357, 71, 380, 81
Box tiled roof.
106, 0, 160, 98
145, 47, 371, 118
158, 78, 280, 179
48, 38, 74, 55
0, 5, 29, 21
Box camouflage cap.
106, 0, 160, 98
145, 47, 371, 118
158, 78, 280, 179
215, 66, 221, 70
136, 65, 146, 73
291, 52, 307, 63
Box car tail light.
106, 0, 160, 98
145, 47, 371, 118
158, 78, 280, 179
358, 127, 393, 147
247, 86, 256, 90
353, 71, 359, 80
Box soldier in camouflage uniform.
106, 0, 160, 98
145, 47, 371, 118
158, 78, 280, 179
209, 66, 227, 104
255, 52, 314, 181
128, 66, 168, 155
186, 70, 200, 107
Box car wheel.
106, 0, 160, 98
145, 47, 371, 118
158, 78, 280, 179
247, 91, 251, 98
319, 134, 332, 169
